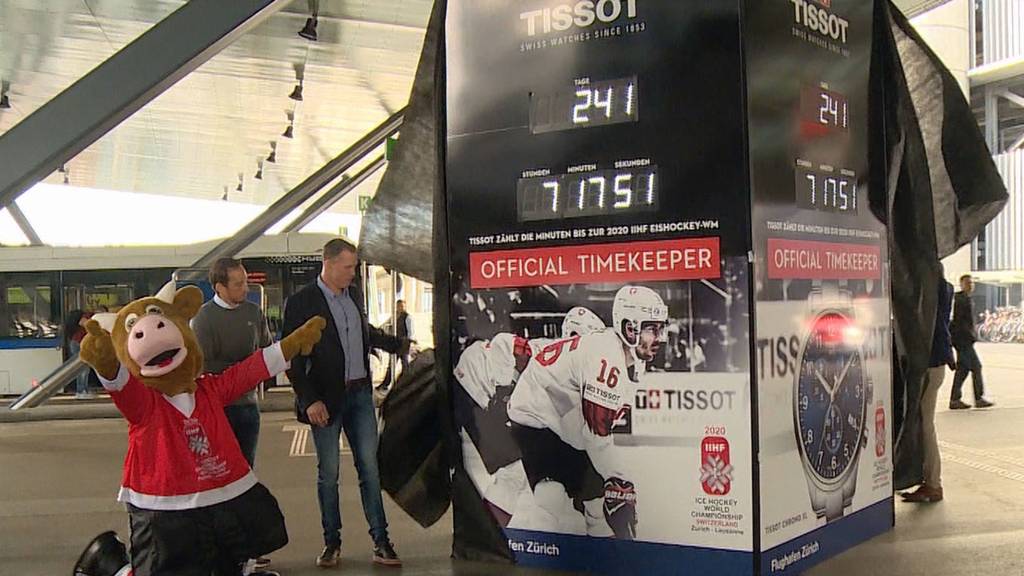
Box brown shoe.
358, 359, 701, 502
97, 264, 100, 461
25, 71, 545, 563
901, 485, 943, 503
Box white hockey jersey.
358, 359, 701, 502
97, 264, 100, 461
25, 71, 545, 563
454, 333, 552, 409
508, 329, 634, 480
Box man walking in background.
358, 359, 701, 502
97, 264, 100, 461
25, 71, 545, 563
395, 299, 414, 373
949, 274, 994, 409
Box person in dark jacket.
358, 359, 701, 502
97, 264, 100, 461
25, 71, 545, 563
903, 275, 957, 503
65, 309, 94, 399
395, 299, 414, 372
283, 238, 405, 568
949, 275, 993, 409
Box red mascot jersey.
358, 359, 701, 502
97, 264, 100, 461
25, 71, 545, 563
99, 345, 286, 510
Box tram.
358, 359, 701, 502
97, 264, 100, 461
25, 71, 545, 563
0, 233, 329, 395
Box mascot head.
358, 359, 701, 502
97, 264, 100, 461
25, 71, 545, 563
93, 282, 205, 396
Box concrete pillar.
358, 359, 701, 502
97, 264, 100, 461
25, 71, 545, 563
910, 0, 972, 96
910, 0, 975, 283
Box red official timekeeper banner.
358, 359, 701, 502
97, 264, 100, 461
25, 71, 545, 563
469, 238, 720, 289
766, 238, 881, 280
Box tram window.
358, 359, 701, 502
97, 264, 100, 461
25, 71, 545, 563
83, 284, 133, 313
0, 272, 60, 340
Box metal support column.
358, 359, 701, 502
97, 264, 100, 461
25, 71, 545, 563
5, 201, 42, 245
0, 0, 291, 208
985, 85, 1000, 152
390, 270, 400, 382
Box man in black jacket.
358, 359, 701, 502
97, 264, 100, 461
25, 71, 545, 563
949, 274, 993, 409
283, 238, 405, 568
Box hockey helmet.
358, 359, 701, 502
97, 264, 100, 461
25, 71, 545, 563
561, 306, 605, 337
612, 286, 668, 348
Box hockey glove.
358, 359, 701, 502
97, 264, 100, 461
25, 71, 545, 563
603, 476, 637, 540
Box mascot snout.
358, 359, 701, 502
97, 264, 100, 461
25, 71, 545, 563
126, 314, 188, 378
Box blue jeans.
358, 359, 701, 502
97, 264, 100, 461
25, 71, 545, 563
310, 384, 388, 547
69, 340, 89, 395
224, 404, 261, 469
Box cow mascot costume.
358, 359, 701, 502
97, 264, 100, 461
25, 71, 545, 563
71, 282, 325, 576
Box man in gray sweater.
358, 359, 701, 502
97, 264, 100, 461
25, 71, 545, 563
191, 258, 277, 573
192, 258, 273, 468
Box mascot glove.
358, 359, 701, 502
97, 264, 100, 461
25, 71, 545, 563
281, 316, 327, 361
80, 320, 120, 381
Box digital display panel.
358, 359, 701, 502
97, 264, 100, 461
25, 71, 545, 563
530, 76, 639, 134
517, 164, 657, 221
794, 159, 857, 213
799, 83, 849, 138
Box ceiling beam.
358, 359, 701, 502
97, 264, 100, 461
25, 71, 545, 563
5, 201, 42, 246
282, 154, 387, 234
0, 0, 292, 210
1009, 130, 1024, 153
998, 89, 1024, 109
970, 55, 1024, 88
191, 109, 404, 269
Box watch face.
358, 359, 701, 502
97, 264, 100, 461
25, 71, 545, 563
796, 311, 866, 482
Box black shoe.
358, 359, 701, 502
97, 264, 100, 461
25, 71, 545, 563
373, 540, 402, 567
316, 544, 341, 568
73, 531, 130, 576
949, 400, 971, 410
975, 398, 994, 408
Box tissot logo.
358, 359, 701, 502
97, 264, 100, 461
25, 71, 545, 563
790, 0, 849, 44
635, 388, 736, 411
520, 0, 637, 37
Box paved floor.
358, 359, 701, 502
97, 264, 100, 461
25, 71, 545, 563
3, 343, 1024, 575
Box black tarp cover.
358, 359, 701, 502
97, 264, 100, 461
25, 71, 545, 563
365, 0, 515, 562
870, 1, 1007, 490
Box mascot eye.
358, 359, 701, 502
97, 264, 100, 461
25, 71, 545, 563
145, 304, 163, 316
125, 313, 139, 330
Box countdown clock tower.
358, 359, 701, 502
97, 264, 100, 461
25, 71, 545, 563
445, 1, 893, 575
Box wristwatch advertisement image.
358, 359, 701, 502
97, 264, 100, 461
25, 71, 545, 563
753, 288, 892, 553
793, 288, 872, 522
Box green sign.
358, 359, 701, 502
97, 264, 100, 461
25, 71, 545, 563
358, 195, 371, 212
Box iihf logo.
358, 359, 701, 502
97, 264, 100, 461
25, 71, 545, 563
700, 436, 733, 495
183, 418, 211, 457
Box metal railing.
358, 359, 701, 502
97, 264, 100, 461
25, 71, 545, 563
980, 0, 1024, 66
980, 149, 1024, 271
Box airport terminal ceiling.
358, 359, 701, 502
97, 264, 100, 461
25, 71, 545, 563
0, 0, 431, 226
